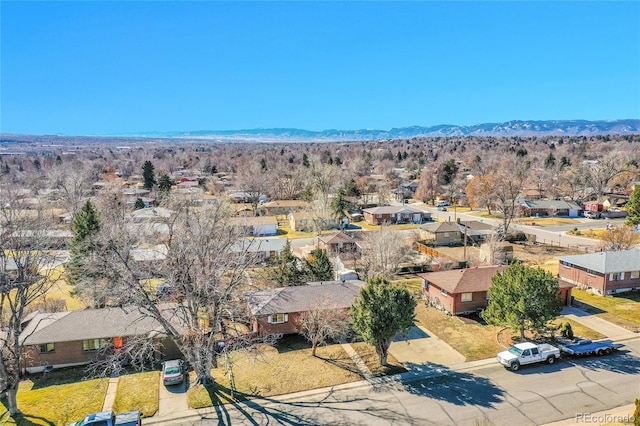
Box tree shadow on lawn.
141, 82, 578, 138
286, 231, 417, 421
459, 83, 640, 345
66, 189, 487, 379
274, 334, 312, 354
0, 406, 55, 426
199, 382, 432, 426
572, 300, 606, 315
381, 362, 505, 408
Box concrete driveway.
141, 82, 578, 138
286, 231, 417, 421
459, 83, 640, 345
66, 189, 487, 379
158, 373, 189, 416
389, 325, 465, 366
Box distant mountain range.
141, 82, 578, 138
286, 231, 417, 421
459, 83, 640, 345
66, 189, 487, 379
117, 119, 640, 141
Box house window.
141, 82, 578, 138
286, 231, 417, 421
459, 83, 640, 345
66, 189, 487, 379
39, 343, 55, 353
377, 214, 382, 218
461, 293, 473, 302
610, 272, 624, 281
587, 269, 596, 276
561, 261, 571, 267
83, 338, 110, 352
390, 213, 395, 218
443, 232, 449, 237
631, 271, 640, 279
441, 289, 448, 296
268, 313, 288, 324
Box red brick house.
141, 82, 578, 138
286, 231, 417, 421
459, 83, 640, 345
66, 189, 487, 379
245, 280, 364, 336
362, 206, 431, 225
19, 307, 182, 373
558, 249, 640, 295
418, 266, 507, 315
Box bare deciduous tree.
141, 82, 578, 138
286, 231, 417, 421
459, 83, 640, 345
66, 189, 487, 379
0, 188, 66, 416
598, 225, 640, 251
297, 300, 351, 356
89, 200, 266, 385
358, 225, 411, 280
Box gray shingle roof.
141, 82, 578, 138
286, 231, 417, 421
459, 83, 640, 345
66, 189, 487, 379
557, 249, 640, 274
246, 281, 365, 316
20, 307, 167, 345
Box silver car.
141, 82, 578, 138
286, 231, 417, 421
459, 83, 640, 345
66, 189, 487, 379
162, 359, 185, 386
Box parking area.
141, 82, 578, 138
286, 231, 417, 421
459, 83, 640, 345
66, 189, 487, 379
388, 325, 466, 366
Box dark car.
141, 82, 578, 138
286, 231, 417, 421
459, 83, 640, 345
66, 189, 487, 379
162, 359, 185, 386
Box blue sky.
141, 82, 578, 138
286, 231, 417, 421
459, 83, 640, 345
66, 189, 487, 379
1, 1, 639, 135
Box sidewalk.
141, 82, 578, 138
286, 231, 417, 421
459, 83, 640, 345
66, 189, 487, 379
560, 306, 638, 340
543, 403, 636, 426
144, 354, 498, 425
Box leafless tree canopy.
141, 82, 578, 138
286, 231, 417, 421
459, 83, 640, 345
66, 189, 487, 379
0, 184, 66, 415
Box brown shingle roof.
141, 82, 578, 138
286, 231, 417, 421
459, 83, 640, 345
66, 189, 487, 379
318, 231, 355, 245
418, 266, 506, 294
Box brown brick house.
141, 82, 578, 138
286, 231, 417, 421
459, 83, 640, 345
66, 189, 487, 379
20, 307, 182, 373
362, 206, 431, 225
418, 266, 506, 315
245, 280, 364, 336
557, 249, 640, 295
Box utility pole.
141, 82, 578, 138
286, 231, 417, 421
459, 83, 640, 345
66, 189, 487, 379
463, 221, 468, 266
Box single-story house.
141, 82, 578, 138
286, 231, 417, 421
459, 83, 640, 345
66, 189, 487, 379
230, 216, 279, 236
558, 249, 640, 295
419, 221, 462, 246
232, 237, 288, 261
262, 200, 310, 216
458, 221, 496, 243
317, 231, 358, 254
245, 280, 365, 335
420, 266, 573, 314
362, 206, 431, 225
520, 199, 582, 218
19, 307, 182, 373
419, 266, 507, 315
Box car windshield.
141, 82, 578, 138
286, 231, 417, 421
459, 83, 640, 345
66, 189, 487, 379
165, 367, 181, 375
508, 346, 523, 356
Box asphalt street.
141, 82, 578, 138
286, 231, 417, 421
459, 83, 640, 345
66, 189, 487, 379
168, 338, 640, 426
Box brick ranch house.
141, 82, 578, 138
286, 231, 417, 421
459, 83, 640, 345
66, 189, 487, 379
557, 249, 640, 295
419, 265, 573, 315
362, 206, 431, 225
245, 280, 365, 336
19, 307, 182, 373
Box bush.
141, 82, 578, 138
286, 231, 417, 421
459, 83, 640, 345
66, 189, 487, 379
560, 322, 574, 340
505, 232, 527, 242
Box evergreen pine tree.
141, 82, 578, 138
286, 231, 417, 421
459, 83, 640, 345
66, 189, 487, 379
303, 248, 334, 282
625, 185, 640, 227
142, 160, 156, 190
67, 200, 101, 286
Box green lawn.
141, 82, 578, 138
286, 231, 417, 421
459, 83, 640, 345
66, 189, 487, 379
0, 377, 108, 426
573, 289, 640, 332
112, 371, 160, 418
187, 339, 363, 408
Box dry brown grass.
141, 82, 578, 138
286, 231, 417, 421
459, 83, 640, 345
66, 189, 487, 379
349, 342, 407, 376
199, 340, 362, 401
573, 289, 640, 332
414, 304, 504, 360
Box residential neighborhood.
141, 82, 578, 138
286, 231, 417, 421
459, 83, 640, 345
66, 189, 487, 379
1, 134, 639, 425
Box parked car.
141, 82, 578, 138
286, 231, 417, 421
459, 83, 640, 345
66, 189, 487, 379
437, 201, 450, 207
162, 359, 185, 386
437, 206, 447, 211
584, 211, 601, 219
497, 342, 560, 371
558, 339, 624, 357
68, 410, 141, 426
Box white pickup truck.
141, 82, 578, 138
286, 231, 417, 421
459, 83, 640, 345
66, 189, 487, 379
497, 342, 561, 371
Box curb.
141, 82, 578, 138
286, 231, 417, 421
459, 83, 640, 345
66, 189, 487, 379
144, 356, 499, 425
